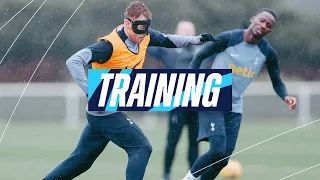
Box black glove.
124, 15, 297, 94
199, 33, 219, 42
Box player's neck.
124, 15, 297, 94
243, 29, 262, 45
123, 27, 131, 40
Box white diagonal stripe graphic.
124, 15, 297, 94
189, 118, 320, 178
279, 163, 320, 180
0, 0, 87, 145
0, 0, 35, 31
0, 0, 46, 65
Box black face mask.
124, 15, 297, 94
126, 17, 151, 35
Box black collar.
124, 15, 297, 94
117, 26, 128, 43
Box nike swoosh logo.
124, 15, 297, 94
230, 53, 240, 57
125, 58, 143, 69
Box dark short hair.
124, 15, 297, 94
255, 8, 277, 21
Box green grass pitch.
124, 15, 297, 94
0, 120, 319, 180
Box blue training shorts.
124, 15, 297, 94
197, 111, 242, 147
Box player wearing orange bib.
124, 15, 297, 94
43, 1, 217, 180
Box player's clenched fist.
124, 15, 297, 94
199, 33, 220, 42
285, 96, 297, 110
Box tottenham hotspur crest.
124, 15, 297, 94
211, 122, 215, 131
126, 117, 133, 124
254, 56, 259, 65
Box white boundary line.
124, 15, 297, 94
189, 118, 320, 177
279, 163, 320, 180
0, 0, 87, 145
0, 0, 45, 65
0, 0, 35, 31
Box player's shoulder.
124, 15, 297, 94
86, 40, 113, 52
228, 29, 245, 35
222, 29, 245, 38
259, 38, 277, 60
85, 40, 114, 63
148, 28, 164, 38
217, 29, 245, 47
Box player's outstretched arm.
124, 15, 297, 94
189, 31, 231, 69
266, 48, 297, 110
147, 28, 218, 48
189, 42, 217, 69
66, 41, 113, 96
